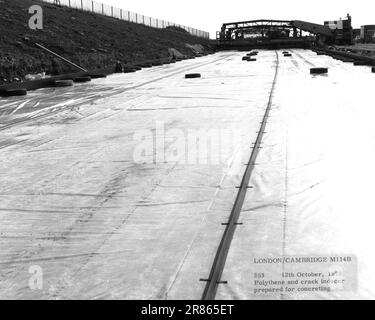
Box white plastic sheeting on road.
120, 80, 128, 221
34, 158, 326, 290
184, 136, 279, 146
1, 49, 375, 300
0, 51, 277, 299
217, 49, 375, 300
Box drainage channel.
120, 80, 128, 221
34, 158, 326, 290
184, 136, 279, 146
201, 50, 280, 300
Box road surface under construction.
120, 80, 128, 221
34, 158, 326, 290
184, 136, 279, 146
1, 50, 375, 300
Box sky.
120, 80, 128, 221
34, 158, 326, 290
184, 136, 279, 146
97, 0, 375, 38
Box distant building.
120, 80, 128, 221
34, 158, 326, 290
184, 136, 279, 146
324, 20, 340, 30
353, 28, 361, 42
323, 14, 353, 45
360, 25, 375, 43
324, 17, 351, 30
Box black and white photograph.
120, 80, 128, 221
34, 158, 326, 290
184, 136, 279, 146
0, 0, 374, 309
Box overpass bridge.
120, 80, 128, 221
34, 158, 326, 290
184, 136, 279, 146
217, 18, 352, 49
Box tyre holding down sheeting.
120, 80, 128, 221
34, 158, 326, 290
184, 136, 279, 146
89, 74, 107, 79
73, 76, 92, 83
152, 62, 163, 66
248, 58, 257, 62
123, 68, 137, 73
242, 57, 250, 61
53, 80, 74, 87
138, 63, 152, 68
310, 67, 328, 75
342, 59, 355, 63
185, 73, 201, 79
372, 67, 375, 73
354, 61, 368, 66
284, 53, 292, 57
0, 88, 27, 97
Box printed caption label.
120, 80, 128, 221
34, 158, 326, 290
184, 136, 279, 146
251, 255, 357, 296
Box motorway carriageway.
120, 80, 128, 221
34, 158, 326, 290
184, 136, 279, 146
0, 50, 375, 299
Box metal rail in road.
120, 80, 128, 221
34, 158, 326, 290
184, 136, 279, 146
201, 50, 280, 300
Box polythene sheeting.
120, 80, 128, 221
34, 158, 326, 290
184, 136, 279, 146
218, 49, 375, 300
1, 50, 375, 300
0, 52, 276, 299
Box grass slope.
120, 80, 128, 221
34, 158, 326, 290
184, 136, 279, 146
0, 0, 213, 84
